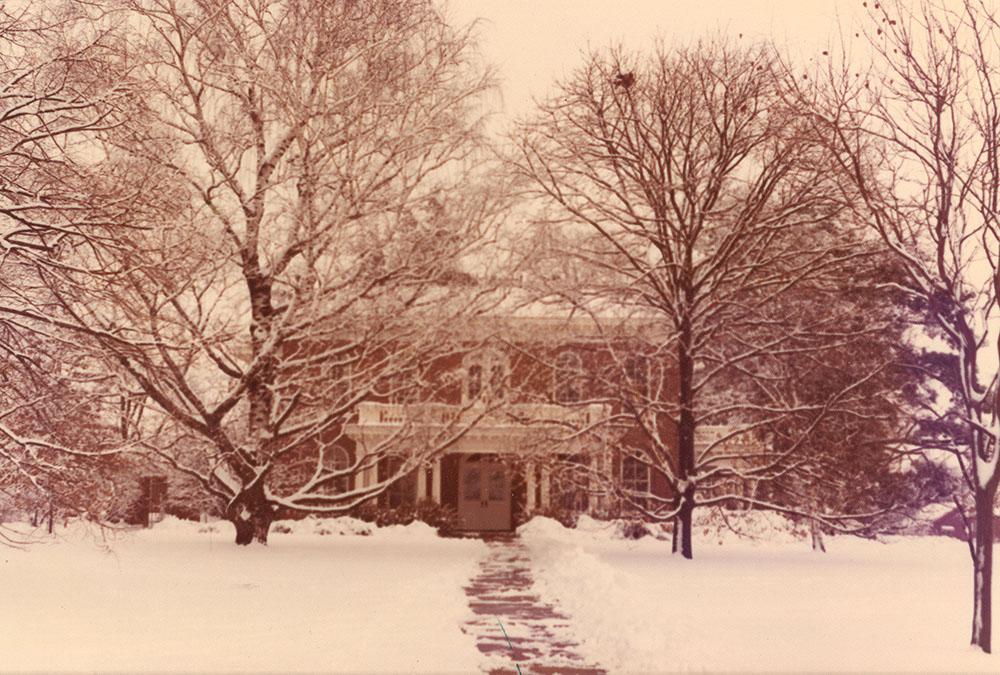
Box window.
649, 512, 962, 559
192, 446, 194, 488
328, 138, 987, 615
487, 467, 506, 501
621, 455, 650, 508
463, 351, 508, 402
387, 368, 419, 404
327, 355, 354, 406
624, 354, 648, 401
467, 364, 483, 401
329, 446, 351, 494
383, 457, 417, 509
552, 454, 590, 513
463, 466, 482, 500
554, 351, 583, 403
489, 362, 507, 399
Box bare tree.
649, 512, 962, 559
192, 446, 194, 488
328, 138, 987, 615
0, 1, 135, 532
5, 0, 509, 545
0, 330, 134, 532
512, 39, 893, 558
800, 0, 1000, 654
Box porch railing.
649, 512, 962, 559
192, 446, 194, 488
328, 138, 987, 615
356, 401, 609, 428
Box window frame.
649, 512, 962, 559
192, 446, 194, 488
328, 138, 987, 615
621, 454, 651, 508
463, 350, 509, 403
553, 350, 584, 404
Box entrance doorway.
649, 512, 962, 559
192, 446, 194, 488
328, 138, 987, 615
457, 454, 512, 531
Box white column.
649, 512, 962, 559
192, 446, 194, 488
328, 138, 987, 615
431, 459, 442, 503
416, 464, 427, 500
360, 464, 376, 489
540, 466, 550, 508
526, 461, 536, 512
601, 446, 614, 514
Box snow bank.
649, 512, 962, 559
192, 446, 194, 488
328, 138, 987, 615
520, 516, 996, 672
521, 518, 677, 671
0, 516, 486, 672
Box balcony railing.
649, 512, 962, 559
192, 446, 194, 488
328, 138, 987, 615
695, 425, 762, 447
356, 401, 609, 428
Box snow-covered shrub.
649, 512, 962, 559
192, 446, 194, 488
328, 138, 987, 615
620, 519, 651, 540
354, 499, 457, 532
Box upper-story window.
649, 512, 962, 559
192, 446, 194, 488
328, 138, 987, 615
464, 351, 508, 403
554, 350, 583, 403
384, 367, 419, 404
467, 363, 483, 400
624, 354, 649, 401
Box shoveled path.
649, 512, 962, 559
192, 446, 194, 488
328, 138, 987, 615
462, 536, 605, 675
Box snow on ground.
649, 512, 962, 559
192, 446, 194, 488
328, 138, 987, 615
521, 515, 998, 673
0, 517, 485, 673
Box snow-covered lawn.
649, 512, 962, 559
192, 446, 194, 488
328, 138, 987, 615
0, 517, 485, 673
522, 516, 998, 673
6, 513, 1000, 673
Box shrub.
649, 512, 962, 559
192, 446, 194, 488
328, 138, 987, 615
620, 519, 651, 540
354, 499, 458, 532
163, 502, 203, 522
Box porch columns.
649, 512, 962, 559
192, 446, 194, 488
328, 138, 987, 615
360, 463, 376, 489
526, 461, 536, 512
540, 466, 550, 508
431, 459, 442, 503
416, 464, 427, 501
593, 451, 606, 515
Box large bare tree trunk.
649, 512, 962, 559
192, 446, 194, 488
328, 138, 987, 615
229, 482, 274, 546
972, 488, 996, 652
672, 484, 695, 559
674, 322, 696, 559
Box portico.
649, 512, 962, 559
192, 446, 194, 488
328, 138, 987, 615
346, 401, 608, 532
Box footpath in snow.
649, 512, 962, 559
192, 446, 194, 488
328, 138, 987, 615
462, 536, 604, 674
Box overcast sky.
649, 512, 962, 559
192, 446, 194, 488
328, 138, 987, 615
449, 0, 866, 124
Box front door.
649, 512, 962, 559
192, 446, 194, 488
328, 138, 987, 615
458, 454, 511, 531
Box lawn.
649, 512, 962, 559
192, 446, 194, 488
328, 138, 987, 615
521, 516, 998, 673
3, 514, 999, 673
0, 517, 485, 673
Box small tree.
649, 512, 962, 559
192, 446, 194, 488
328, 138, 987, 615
802, 0, 1000, 653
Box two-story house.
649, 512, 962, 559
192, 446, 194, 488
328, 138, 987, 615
341, 315, 679, 533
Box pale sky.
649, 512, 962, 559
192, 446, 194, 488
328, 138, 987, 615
449, 0, 864, 123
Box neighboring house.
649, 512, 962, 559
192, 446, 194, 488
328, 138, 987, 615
928, 505, 1000, 541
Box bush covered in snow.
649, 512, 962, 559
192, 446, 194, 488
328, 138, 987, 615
354, 498, 458, 532
522, 509, 810, 546
269, 515, 374, 537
